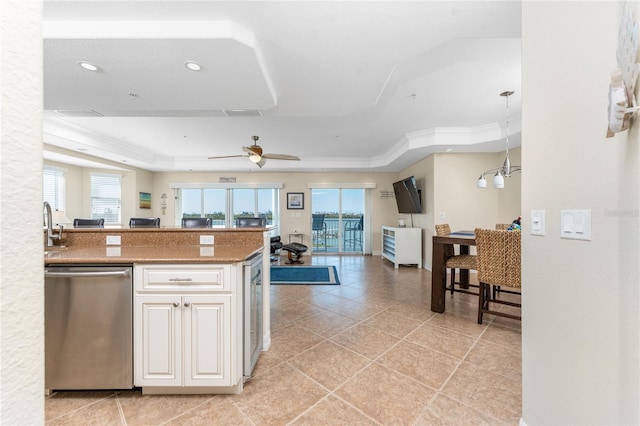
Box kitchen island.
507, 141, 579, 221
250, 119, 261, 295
44, 227, 271, 395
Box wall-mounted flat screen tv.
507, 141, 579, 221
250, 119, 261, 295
393, 176, 422, 214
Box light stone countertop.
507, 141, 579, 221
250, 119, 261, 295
44, 244, 263, 264
44, 227, 267, 264
44, 245, 263, 264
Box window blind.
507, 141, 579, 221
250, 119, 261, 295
90, 173, 121, 225
43, 167, 66, 211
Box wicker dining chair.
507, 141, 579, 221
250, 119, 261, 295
434, 224, 478, 296
493, 223, 512, 297
474, 228, 522, 324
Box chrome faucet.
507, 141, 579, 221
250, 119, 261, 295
44, 201, 63, 247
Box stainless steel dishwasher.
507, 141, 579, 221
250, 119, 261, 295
44, 265, 133, 393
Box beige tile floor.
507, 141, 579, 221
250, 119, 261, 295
45, 255, 522, 425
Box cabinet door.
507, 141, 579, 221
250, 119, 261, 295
135, 295, 182, 387
183, 295, 232, 387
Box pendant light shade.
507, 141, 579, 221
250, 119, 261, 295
476, 90, 521, 189
493, 171, 505, 189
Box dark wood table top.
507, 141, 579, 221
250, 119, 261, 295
432, 231, 476, 245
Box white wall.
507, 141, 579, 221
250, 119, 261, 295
401, 149, 521, 269
522, 2, 639, 424
0, 1, 44, 424
48, 148, 522, 270
152, 171, 399, 252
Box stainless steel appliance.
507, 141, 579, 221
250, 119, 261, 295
243, 252, 263, 380
44, 265, 133, 392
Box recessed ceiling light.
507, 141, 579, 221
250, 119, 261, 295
78, 61, 98, 71
445, 148, 453, 152
185, 61, 202, 71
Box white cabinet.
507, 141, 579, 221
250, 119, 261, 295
381, 226, 422, 268
134, 264, 241, 392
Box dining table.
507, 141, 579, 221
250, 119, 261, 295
431, 230, 476, 313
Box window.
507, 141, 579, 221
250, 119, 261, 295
43, 167, 66, 211
232, 188, 278, 225
90, 173, 121, 225
176, 186, 279, 228
182, 188, 226, 226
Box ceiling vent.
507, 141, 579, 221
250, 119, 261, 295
223, 109, 262, 117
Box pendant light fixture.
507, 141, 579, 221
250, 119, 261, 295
476, 90, 521, 189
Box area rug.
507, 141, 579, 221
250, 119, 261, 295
270, 265, 340, 285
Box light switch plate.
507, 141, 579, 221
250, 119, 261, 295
530, 210, 545, 236
200, 235, 214, 245
560, 209, 591, 241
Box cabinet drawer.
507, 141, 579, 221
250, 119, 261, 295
135, 264, 232, 293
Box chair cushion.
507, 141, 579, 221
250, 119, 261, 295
445, 254, 477, 269
282, 243, 308, 254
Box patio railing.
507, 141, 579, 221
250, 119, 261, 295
313, 217, 363, 252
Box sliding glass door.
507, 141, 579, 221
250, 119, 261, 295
311, 188, 364, 253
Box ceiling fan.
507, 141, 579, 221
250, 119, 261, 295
208, 136, 301, 168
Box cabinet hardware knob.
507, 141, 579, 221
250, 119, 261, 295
184, 302, 191, 307
173, 302, 179, 307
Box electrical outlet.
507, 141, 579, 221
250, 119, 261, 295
106, 235, 121, 245
200, 235, 214, 245
200, 247, 214, 256
106, 247, 121, 257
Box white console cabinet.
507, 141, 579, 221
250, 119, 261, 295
381, 226, 422, 268
134, 263, 243, 393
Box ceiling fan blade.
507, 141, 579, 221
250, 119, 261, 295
207, 154, 246, 159
261, 153, 300, 161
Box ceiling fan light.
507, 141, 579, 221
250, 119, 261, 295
249, 154, 261, 163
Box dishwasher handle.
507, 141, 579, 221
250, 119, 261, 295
45, 270, 130, 278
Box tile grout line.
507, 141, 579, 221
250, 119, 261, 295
114, 392, 127, 426
45, 392, 118, 424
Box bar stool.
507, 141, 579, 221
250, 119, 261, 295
434, 224, 478, 295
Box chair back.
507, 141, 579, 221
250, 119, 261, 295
181, 217, 212, 228
434, 224, 454, 257
236, 217, 266, 228
355, 215, 364, 230
474, 228, 521, 289
434, 224, 451, 236
312, 214, 325, 231
73, 218, 104, 228
129, 217, 160, 228
495, 223, 510, 230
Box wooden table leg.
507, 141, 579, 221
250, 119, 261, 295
431, 240, 446, 313
459, 245, 469, 289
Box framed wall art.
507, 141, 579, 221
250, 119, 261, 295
139, 192, 151, 209
287, 192, 304, 209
